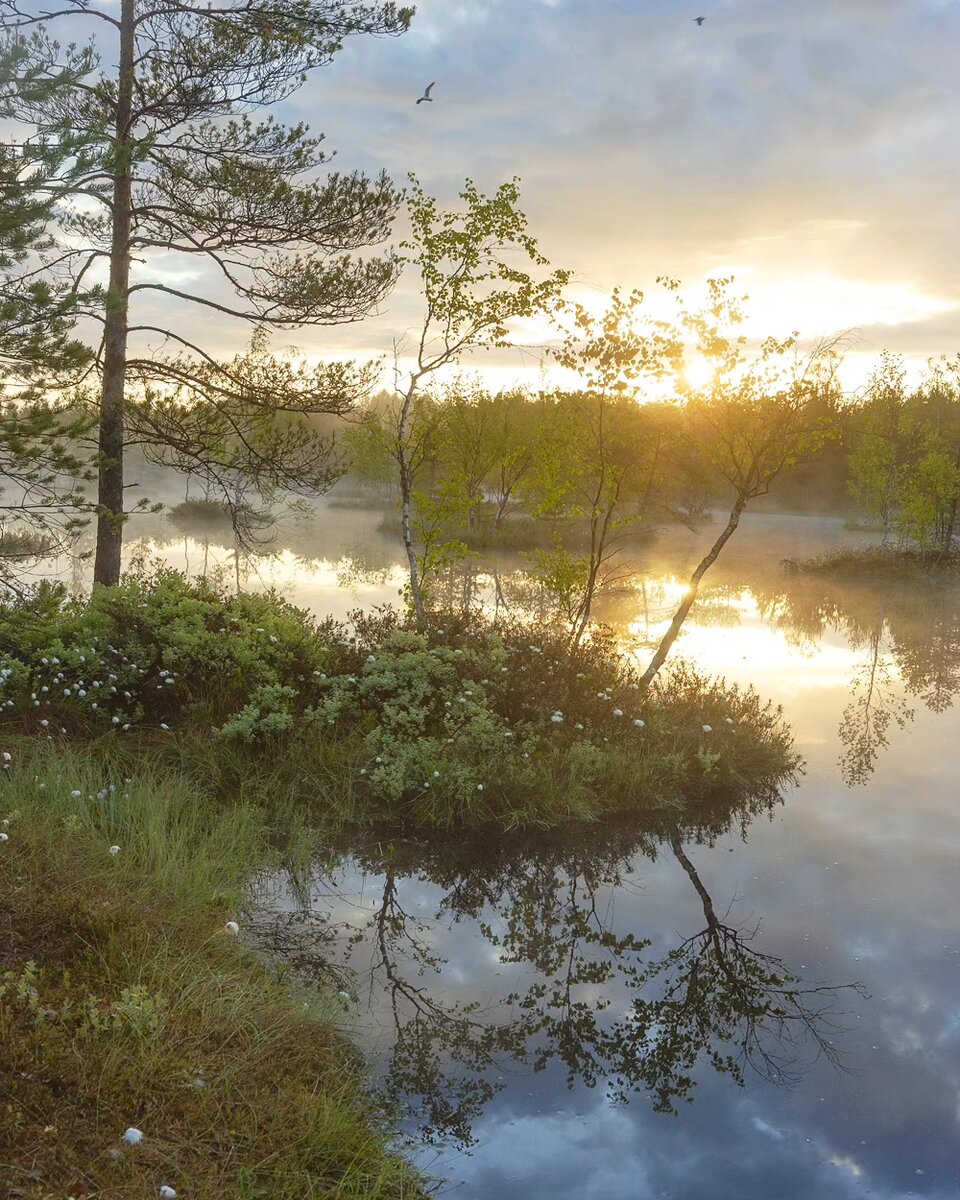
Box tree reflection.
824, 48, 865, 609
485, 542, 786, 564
758, 576, 960, 783
258, 806, 862, 1146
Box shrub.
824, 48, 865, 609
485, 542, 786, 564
0, 574, 799, 829
0, 570, 333, 736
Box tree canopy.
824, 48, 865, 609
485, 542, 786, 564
0, 0, 413, 582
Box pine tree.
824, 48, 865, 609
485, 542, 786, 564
0, 0, 413, 583
0, 140, 95, 587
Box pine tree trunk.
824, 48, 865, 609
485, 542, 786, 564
639, 494, 749, 688
93, 0, 135, 587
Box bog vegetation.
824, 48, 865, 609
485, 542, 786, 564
0, 741, 424, 1199
0, 0, 956, 1192
0, 572, 797, 829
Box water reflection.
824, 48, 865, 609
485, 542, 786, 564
33, 506, 958, 1194
754, 577, 960, 784
39, 503, 960, 786
257, 800, 862, 1149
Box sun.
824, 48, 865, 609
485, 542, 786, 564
682, 357, 717, 391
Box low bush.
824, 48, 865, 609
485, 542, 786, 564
783, 546, 960, 580
0, 572, 799, 829
0, 571, 333, 737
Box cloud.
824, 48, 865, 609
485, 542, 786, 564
268, 0, 959, 381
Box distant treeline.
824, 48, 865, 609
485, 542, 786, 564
333, 351, 960, 554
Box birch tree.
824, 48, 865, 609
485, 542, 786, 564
394, 175, 569, 626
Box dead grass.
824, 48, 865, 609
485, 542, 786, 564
0, 742, 422, 1200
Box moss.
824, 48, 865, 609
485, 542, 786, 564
0, 743, 423, 1200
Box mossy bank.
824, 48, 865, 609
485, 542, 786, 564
0, 742, 423, 1199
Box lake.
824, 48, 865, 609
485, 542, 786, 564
45, 502, 960, 1199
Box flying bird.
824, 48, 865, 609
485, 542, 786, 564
416, 82, 436, 105
693, 16, 706, 24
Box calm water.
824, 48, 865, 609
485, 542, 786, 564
51, 501, 960, 1198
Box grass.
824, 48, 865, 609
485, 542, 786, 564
0, 740, 423, 1200
783, 545, 960, 580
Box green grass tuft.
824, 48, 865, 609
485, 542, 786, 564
0, 742, 423, 1200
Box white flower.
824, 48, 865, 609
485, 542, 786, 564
224, 921, 240, 936
359, 768, 367, 775
612, 709, 623, 717
122, 724, 131, 731
633, 719, 645, 728
574, 723, 584, 731
1, 752, 10, 762
268, 635, 278, 644
159, 1186, 177, 1199
702, 724, 712, 733
160, 723, 169, 731
122, 1127, 143, 1145
476, 783, 484, 792
112, 716, 120, 724
724, 717, 735, 725
0, 832, 8, 843
550, 713, 564, 723
433, 770, 440, 777
109, 845, 121, 856
70, 790, 81, 799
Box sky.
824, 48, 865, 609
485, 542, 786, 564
260, 0, 960, 390
18, 0, 958, 392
